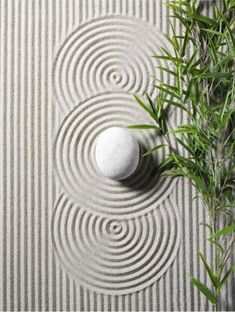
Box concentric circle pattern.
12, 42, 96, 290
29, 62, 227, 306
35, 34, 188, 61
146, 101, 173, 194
52, 193, 181, 294
54, 92, 177, 219
52, 16, 170, 113
52, 15, 180, 295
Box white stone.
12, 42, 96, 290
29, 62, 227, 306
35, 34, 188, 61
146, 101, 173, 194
95, 127, 139, 180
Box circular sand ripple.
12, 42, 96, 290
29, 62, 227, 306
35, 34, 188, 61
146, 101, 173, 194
52, 16, 169, 113
52, 193, 181, 294
54, 92, 177, 219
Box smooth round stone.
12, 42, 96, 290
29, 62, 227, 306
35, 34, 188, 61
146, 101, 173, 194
95, 127, 139, 180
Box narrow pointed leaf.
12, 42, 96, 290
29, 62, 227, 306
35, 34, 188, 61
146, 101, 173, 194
170, 128, 197, 134
143, 144, 167, 156
155, 85, 181, 99
156, 66, 177, 77
218, 265, 235, 292
199, 222, 213, 233
190, 277, 217, 304
164, 169, 184, 177
128, 124, 160, 130
146, 93, 157, 115
186, 13, 217, 27
176, 138, 194, 155
198, 252, 219, 288
134, 95, 157, 120
209, 223, 235, 239
209, 239, 225, 254
195, 72, 233, 79
164, 99, 189, 113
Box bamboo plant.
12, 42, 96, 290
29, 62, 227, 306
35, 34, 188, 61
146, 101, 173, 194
129, 0, 235, 310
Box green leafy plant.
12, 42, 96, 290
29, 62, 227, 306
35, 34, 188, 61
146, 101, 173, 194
129, 0, 235, 310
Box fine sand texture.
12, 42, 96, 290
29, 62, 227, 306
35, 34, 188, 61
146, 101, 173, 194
0, 0, 234, 311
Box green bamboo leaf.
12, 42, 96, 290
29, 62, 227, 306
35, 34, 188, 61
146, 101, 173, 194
186, 13, 217, 27
134, 95, 157, 120
181, 25, 189, 57
207, 36, 218, 65
146, 93, 157, 116
183, 79, 194, 103
209, 223, 235, 239
170, 128, 197, 134
190, 276, 217, 305
229, 0, 235, 9
156, 66, 177, 77
169, 20, 180, 51
201, 28, 224, 36
143, 144, 167, 156
157, 82, 179, 92
128, 124, 160, 130
220, 90, 232, 121
198, 252, 219, 288
191, 0, 200, 12
171, 0, 189, 6
165, 2, 188, 14
183, 48, 199, 74
220, 109, 235, 128
177, 62, 182, 95
160, 155, 174, 169
194, 72, 233, 79
222, 15, 235, 50
218, 265, 235, 292
153, 55, 175, 62
164, 168, 184, 177
169, 13, 189, 28
212, 53, 235, 70
190, 174, 207, 192
161, 47, 180, 64
163, 99, 190, 113
209, 239, 225, 254
176, 138, 194, 155
199, 222, 213, 233
155, 85, 181, 100
219, 203, 235, 210
163, 33, 180, 54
